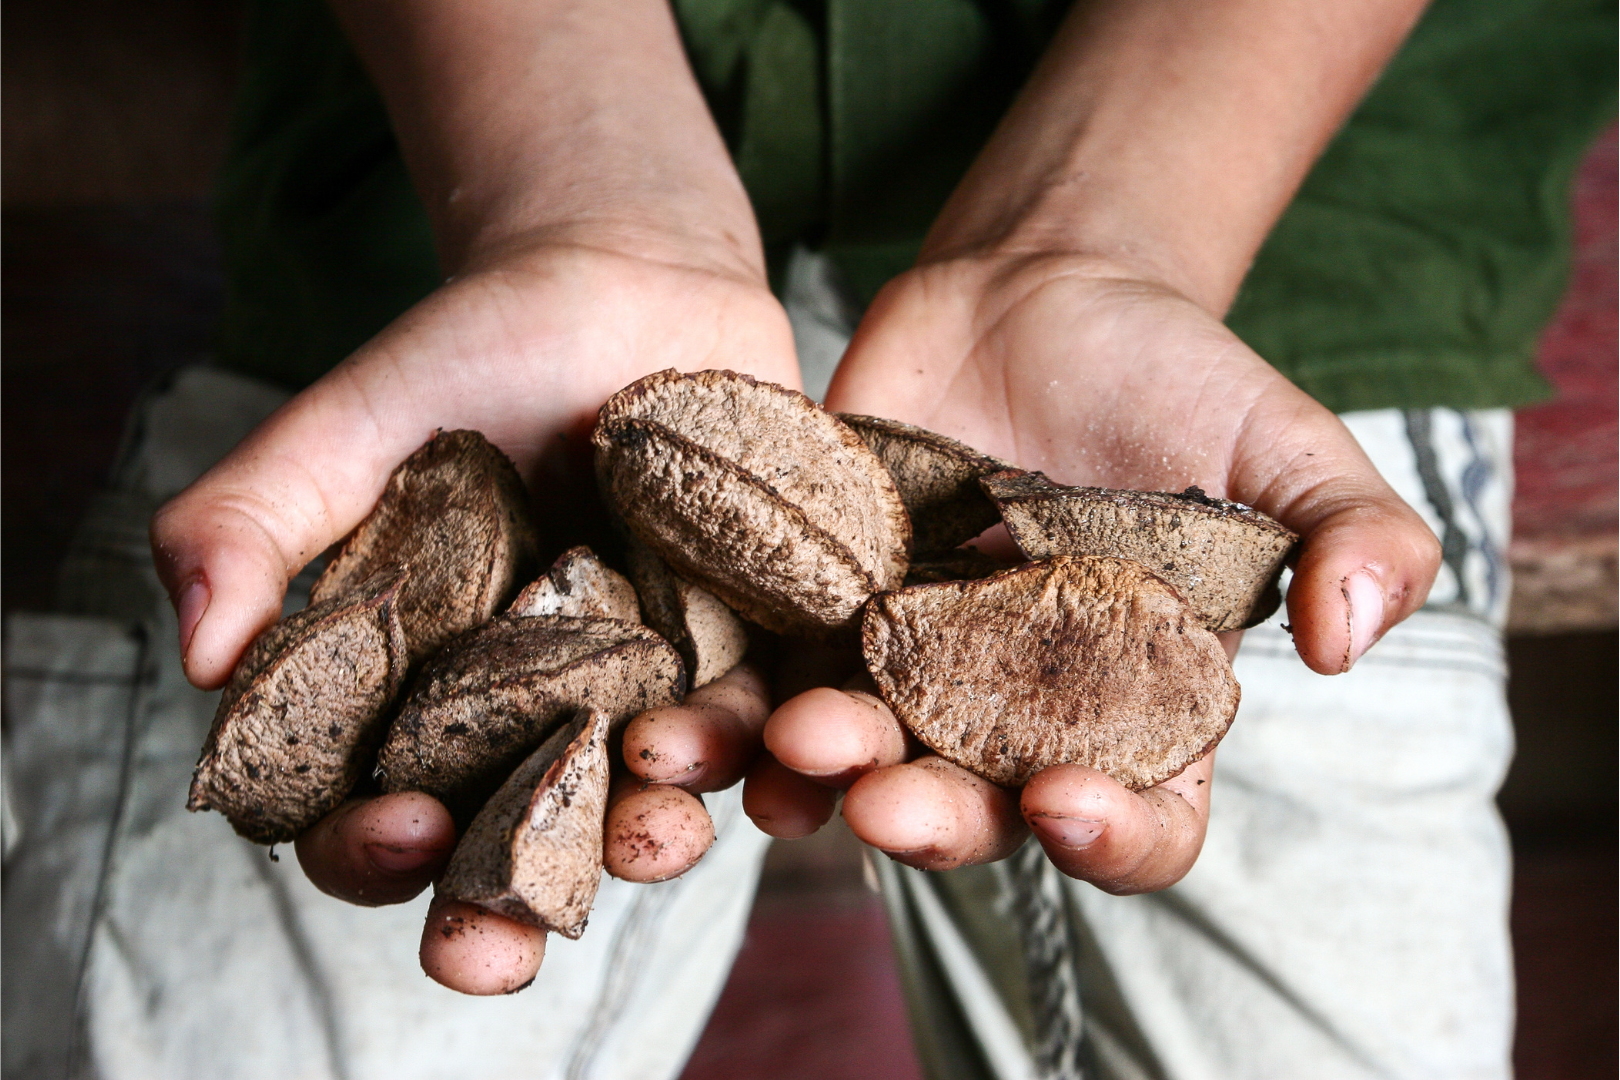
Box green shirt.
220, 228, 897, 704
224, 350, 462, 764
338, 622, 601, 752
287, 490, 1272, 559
214, 0, 1615, 412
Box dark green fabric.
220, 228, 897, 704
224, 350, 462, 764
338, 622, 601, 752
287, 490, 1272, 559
1226, 0, 1616, 411
213, 0, 439, 389
214, 0, 1614, 412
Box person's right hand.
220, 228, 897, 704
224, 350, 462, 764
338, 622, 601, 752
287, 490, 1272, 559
152, 235, 800, 994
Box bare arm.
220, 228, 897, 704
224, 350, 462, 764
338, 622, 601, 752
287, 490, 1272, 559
751, 0, 1442, 886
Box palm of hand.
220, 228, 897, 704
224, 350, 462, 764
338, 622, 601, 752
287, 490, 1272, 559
826, 257, 1327, 504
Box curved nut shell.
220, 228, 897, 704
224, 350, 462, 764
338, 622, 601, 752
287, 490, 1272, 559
838, 414, 1014, 557
439, 707, 609, 938
188, 572, 410, 843
592, 370, 910, 637
378, 615, 683, 821
862, 556, 1239, 789
509, 546, 641, 623
312, 429, 539, 662
982, 472, 1298, 632
623, 536, 748, 689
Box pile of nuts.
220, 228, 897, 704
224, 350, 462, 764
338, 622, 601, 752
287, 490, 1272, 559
190, 369, 1296, 941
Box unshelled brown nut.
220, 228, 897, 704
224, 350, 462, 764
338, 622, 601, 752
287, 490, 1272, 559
862, 556, 1239, 789
838, 414, 1014, 558
188, 571, 410, 843
592, 369, 910, 638
378, 615, 683, 822
981, 471, 1297, 632
439, 707, 610, 938
312, 429, 539, 662
622, 535, 748, 689
508, 546, 641, 624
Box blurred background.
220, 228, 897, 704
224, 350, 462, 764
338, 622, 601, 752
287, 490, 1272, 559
3, 3, 1613, 1078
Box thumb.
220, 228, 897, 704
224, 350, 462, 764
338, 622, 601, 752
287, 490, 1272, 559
1233, 398, 1442, 676
149, 370, 444, 689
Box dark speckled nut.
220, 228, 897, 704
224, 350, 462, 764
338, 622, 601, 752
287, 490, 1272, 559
863, 556, 1238, 789
439, 707, 610, 939
592, 369, 910, 639
188, 570, 410, 844
377, 615, 683, 823
981, 471, 1297, 631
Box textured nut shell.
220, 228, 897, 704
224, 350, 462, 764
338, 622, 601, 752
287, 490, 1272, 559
839, 415, 1014, 557
509, 546, 641, 623
862, 557, 1239, 789
623, 537, 748, 688
378, 615, 683, 820
982, 472, 1298, 632
312, 430, 539, 662
439, 707, 609, 938
592, 369, 910, 637
188, 572, 410, 843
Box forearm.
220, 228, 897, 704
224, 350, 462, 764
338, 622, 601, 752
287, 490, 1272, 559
329, 0, 760, 280
923, 0, 1428, 315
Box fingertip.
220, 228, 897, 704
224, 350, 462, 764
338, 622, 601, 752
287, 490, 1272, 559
603, 783, 715, 882
296, 792, 456, 906
842, 758, 1024, 869
741, 755, 837, 838
764, 687, 907, 787
419, 898, 546, 995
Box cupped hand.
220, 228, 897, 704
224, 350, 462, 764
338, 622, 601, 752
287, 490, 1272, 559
153, 239, 798, 993
743, 253, 1441, 891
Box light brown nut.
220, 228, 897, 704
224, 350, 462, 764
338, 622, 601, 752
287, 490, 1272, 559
623, 536, 748, 689
438, 707, 610, 938
312, 429, 539, 662
188, 572, 410, 844
981, 471, 1298, 631
592, 369, 910, 638
862, 556, 1239, 789
838, 414, 1014, 558
378, 616, 684, 821
902, 548, 1013, 586
508, 546, 641, 623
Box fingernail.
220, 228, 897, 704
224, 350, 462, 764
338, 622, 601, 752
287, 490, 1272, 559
175, 579, 209, 656
365, 843, 441, 874
1030, 814, 1104, 850
1344, 571, 1385, 670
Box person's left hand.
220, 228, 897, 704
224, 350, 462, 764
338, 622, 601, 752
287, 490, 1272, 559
726, 251, 1440, 891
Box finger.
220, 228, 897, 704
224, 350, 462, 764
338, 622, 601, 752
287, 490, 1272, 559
763, 687, 910, 790
1022, 751, 1214, 894
603, 777, 715, 882
149, 370, 456, 689
741, 754, 838, 838
1229, 393, 1442, 675
842, 756, 1027, 871
621, 663, 770, 791
419, 896, 546, 995
294, 792, 457, 906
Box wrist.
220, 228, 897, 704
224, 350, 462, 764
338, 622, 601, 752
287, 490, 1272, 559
916, 0, 1426, 318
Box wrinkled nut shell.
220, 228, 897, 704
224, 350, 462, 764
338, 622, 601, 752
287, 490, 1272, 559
312, 429, 539, 662
839, 414, 1014, 558
623, 536, 748, 688
509, 546, 641, 623
593, 369, 910, 637
862, 556, 1239, 789
189, 572, 410, 843
439, 707, 610, 938
378, 615, 683, 821
982, 471, 1298, 632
